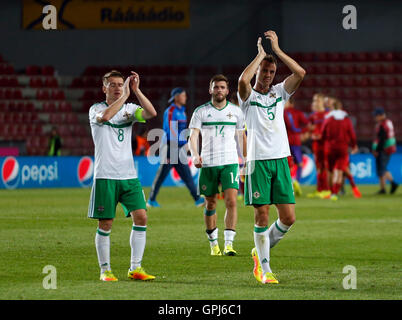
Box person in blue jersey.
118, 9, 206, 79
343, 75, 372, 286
147, 87, 205, 208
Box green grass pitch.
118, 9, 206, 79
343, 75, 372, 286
0, 185, 401, 300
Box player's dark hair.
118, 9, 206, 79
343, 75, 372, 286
102, 70, 124, 86
209, 74, 229, 88
334, 98, 343, 110
263, 54, 277, 66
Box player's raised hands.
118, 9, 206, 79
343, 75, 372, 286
264, 30, 280, 52
257, 37, 266, 56
129, 71, 140, 92
122, 76, 131, 97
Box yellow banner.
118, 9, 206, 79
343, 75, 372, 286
23, 0, 190, 30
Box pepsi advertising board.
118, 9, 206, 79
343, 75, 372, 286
1, 154, 401, 189
0, 156, 199, 190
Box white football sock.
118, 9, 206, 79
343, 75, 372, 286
130, 225, 147, 271
206, 228, 218, 247
268, 219, 291, 248
95, 228, 111, 274
254, 225, 272, 274
224, 229, 236, 247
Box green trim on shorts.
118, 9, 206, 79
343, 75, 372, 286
198, 163, 239, 197
244, 158, 295, 206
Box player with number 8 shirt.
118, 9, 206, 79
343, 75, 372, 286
88, 70, 157, 282
189, 74, 246, 257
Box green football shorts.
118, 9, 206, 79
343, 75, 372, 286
198, 163, 239, 197
88, 178, 147, 219
244, 158, 295, 206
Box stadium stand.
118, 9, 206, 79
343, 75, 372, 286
0, 51, 401, 156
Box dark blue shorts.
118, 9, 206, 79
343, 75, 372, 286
290, 145, 303, 165
376, 152, 391, 177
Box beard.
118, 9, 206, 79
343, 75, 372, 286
213, 93, 227, 103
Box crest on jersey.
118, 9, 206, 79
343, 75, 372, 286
253, 191, 260, 199
207, 114, 212, 118
269, 92, 276, 98
123, 111, 132, 120
227, 113, 233, 119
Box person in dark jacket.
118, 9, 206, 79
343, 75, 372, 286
48, 127, 62, 156
372, 107, 398, 194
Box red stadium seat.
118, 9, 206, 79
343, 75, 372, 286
382, 64, 396, 74
355, 77, 369, 87
13, 89, 23, 100
327, 52, 341, 62
59, 101, 72, 112
355, 52, 368, 61
315, 52, 328, 62
51, 89, 65, 100
340, 52, 355, 61
37, 89, 50, 100
70, 77, 84, 88
381, 52, 395, 61
30, 77, 43, 88
356, 64, 368, 74
341, 77, 356, 87
41, 65, 55, 76
340, 64, 355, 74
42, 102, 57, 112
367, 52, 381, 61
45, 77, 58, 88
26, 65, 41, 76
368, 64, 382, 74
327, 64, 341, 74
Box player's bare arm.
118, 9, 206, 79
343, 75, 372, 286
98, 77, 131, 123
129, 71, 157, 120
264, 30, 306, 94
238, 37, 266, 101
189, 128, 202, 168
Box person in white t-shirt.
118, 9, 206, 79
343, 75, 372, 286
189, 74, 246, 257
88, 70, 157, 282
237, 30, 305, 284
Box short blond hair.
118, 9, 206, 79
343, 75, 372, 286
102, 70, 124, 86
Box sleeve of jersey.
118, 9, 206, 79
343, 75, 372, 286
189, 109, 202, 129
236, 109, 246, 130
89, 105, 103, 125
236, 91, 252, 111
276, 81, 294, 102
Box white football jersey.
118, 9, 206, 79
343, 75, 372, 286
89, 101, 144, 179
189, 101, 245, 167
237, 81, 292, 161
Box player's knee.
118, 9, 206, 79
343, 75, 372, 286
282, 215, 296, 226
98, 219, 113, 231
225, 197, 237, 209
132, 210, 148, 226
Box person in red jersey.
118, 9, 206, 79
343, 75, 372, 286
372, 107, 399, 194
307, 93, 330, 198
284, 97, 308, 196
321, 99, 359, 201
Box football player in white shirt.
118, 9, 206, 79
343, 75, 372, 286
238, 30, 305, 284
88, 70, 157, 282
189, 74, 246, 257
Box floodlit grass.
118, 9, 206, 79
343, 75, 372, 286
0, 185, 401, 300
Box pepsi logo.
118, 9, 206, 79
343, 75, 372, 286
77, 156, 94, 187
290, 154, 316, 184
1, 156, 20, 189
